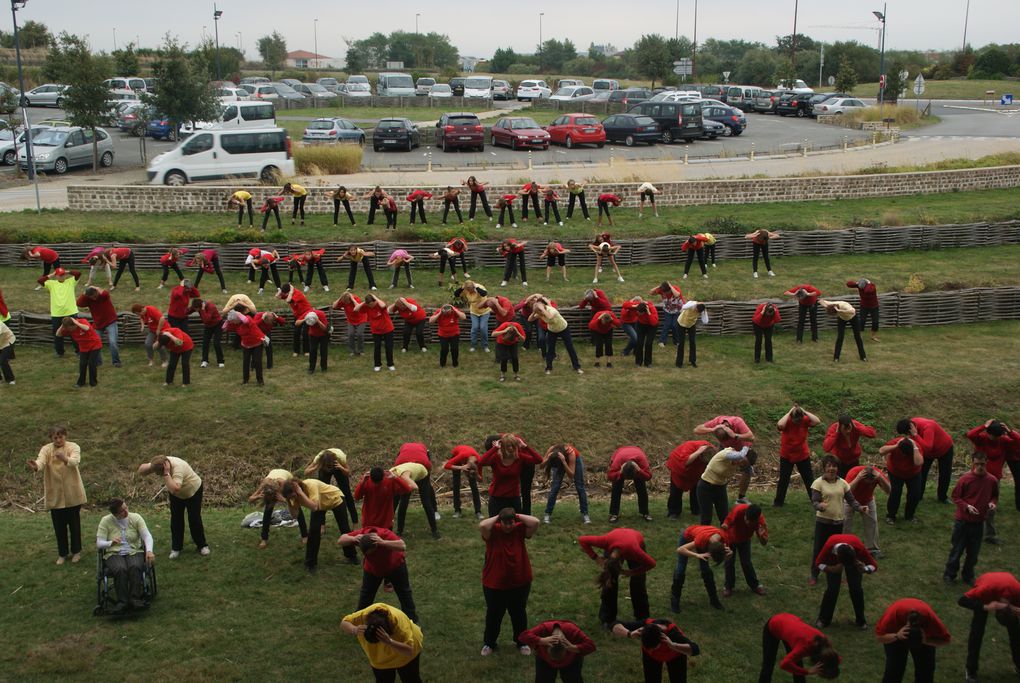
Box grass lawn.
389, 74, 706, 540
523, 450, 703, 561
4, 245, 1020, 318
5, 187, 1020, 244
852, 79, 1015, 101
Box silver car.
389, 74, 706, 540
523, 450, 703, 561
23, 84, 69, 108
295, 83, 337, 99
18, 126, 114, 174
302, 117, 365, 145
1, 125, 52, 165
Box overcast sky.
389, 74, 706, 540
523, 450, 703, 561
10, 0, 1003, 61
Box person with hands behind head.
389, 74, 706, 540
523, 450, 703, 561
153, 324, 194, 386
822, 414, 877, 478
27, 425, 86, 565
298, 309, 330, 373
305, 448, 359, 525
759, 613, 840, 682
388, 297, 428, 354
221, 310, 268, 385
491, 318, 526, 382
354, 293, 396, 371
96, 498, 155, 614
77, 286, 121, 368
333, 290, 367, 358
355, 466, 414, 530
843, 464, 890, 559
956, 571, 1020, 683
478, 433, 544, 515
341, 603, 424, 683
607, 447, 654, 523
588, 309, 621, 368
39, 266, 82, 358
814, 534, 877, 630
137, 455, 209, 559
671, 524, 731, 612
429, 303, 465, 368
752, 303, 781, 363
774, 404, 821, 506
339, 528, 418, 622
248, 468, 308, 549
745, 229, 780, 278
874, 599, 951, 683
579, 527, 655, 627
444, 444, 484, 519
666, 441, 714, 519
530, 296, 583, 375
878, 435, 924, 525
280, 476, 357, 572
56, 316, 102, 387
479, 508, 540, 657
695, 444, 757, 525
541, 443, 589, 524
611, 617, 700, 683
966, 418, 1020, 536
519, 620, 596, 683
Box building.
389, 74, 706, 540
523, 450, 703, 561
460, 56, 480, 72
285, 50, 345, 70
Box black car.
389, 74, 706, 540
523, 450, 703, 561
775, 92, 815, 118
626, 100, 704, 143
373, 118, 420, 151
702, 105, 747, 136
601, 113, 660, 146
608, 88, 652, 106
449, 78, 466, 97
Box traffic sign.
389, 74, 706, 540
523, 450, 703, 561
828, 75, 835, 86
899, 69, 909, 82
913, 74, 926, 96
673, 58, 693, 76
722, 71, 731, 82
879, 74, 886, 89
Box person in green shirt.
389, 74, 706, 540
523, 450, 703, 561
96, 498, 154, 614
37, 268, 82, 357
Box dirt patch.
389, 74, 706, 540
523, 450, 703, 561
25, 633, 107, 675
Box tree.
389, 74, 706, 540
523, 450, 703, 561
46, 33, 113, 172
491, 47, 518, 73
735, 49, 779, 86
630, 34, 671, 88
194, 40, 242, 81
776, 34, 817, 54
538, 38, 577, 72
113, 44, 140, 76
148, 35, 219, 137
884, 60, 906, 103
257, 32, 287, 78
826, 40, 880, 83
972, 46, 1011, 79
0, 20, 51, 49
834, 56, 858, 95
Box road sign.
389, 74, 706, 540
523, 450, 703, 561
913, 74, 926, 96
899, 69, 909, 82
879, 74, 886, 89
722, 71, 731, 83
828, 75, 835, 86
673, 59, 693, 76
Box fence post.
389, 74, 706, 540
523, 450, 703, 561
427, 147, 432, 172
872, 131, 878, 147
528, 149, 533, 171
609, 147, 614, 167
843, 135, 848, 153
684, 152, 688, 165
802, 139, 808, 157
749, 142, 755, 161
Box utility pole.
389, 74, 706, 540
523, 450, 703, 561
791, 0, 799, 70
10, 0, 40, 212
213, 3, 223, 80
874, 4, 887, 117
962, 0, 971, 52
692, 0, 699, 81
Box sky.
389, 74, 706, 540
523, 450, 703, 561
8, 0, 1006, 62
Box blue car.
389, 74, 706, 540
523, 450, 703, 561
146, 116, 179, 141
702, 104, 747, 136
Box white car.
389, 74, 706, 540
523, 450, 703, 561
776, 79, 814, 94
415, 77, 436, 96
344, 82, 372, 98
812, 97, 867, 116
428, 84, 453, 98
550, 86, 595, 102
516, 80, 551, 101
217, 87, 250, 104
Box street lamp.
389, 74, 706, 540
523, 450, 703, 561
213, 3, 223, 81
539, 12, 544, 71
962, 0, 971, 52
692, 0, 699, 81
874, 5, 887, 116
313, 19, 318, 70
237, 31, 243, 55
415, 13, 420, 34
9, 0, 40, 212
791, 0, 800, 70
113, 27, 117, 51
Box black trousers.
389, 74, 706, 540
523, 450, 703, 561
308, 335, 328, 372
752, 243, 772, 272
503, 253, 526, 283
394, 477, 438, 535
643, 652, 687, 683
408, 199, 426, 224
367, 196, 380, 224
113, 255, 140, 288
817, 563, 866, 626
592, 330, 614, 358
754, 324, 774, 362
666, 483, 700, 517
920, 447, 953, 502
106, 553, 145, 606
724, 540, 761, 590
384, 208, 398, 229
488, 495, 522, 517
165, 350, 191, 385
373, 332, 394, 368
943, 519, 983, 583
291, 195, 306, 221
597, 201, 612, 221
333, 198, 355, 225
439, 335, 460, 367
293, 323, 310, 355
861, 306, 880, 332
683, 249, 706, 276
545, 328, 581, 371
497, 205, 516, 226
521, 193, 541, 219
759, 623, 805, 683
675, 326, 697, 367
566, 191, 589, 219
483, 583, 531, 648
77, 349, 99, 386
811, 519, 843, 579
834, 315, 867, 361
261, 205, 281, 230
50, 505, 82, 556
242, 345, 264, 384
883, 641, 936, 683
634, 322, 656, 367
496, 343, 519, 374
391, 262, 413, 287
705, 243, 717, 265
543, 200, 561, 223
599, 556, 650, 624
52, 316, 67, 356
194, 258, 226, 290
161, 263, 184, 282
438, 251, 468, 276
609, 478, 649, 516
886, 472, 923, 521
696, 480, 729, 524
442, 198, 463, 224
452, 469, 481, 514
0, 345, 14, 382
260, 503, 307, 541
402, 320, 427, 351
672, 529, 720, 606
358, 564, 418, 622
371, 654, 422, 683
774, 459, 814, 506
305, 261, 329, 287
258, 264, 282, 290
520, 463, 535, 515
167, 315, 190, 335
348, 260, 377, 289
236, 198, 254, 226
169, 484, 207, 552
469, 190, 492, 219
795, 304, 819, 343
535, 656, 584, 683
319, 468, 359, 525
964, 602, 1020, 677
42, 258, 61, 276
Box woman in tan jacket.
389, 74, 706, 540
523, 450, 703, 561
26, 425, 86, 564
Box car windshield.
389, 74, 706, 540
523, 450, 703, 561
574, 116, 598, 125
511, 118, 540, 130
593, 81, 612, 90
418, 79, 436, 86
634, 116, 656, 126
274, 83, 299, 94
308, 120, 336, 130
347, 83, 369, 92
0, 129, 13, 141
377, 120, 405, 130
520, 81, 538, 88
448, 116, 479, 125
33, 130, 69, 146
431, 85, 451, 92
305, 84, 328, 93
385, 76, 414, 88
494, 81, 509, 87
348, 76, 369, 84
553, 88, 575, 97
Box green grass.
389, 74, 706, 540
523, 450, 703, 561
852, 79, 1015, 100
7, 187, 1020, 244
856, 152, 1020, 175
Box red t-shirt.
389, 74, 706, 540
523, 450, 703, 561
588, 311, 621, 334
32, 247, 60, 263
875, 599, 951, 641
884, 437, 924, 480
767, 614, 833, 677
478, 443, 543, 497
160, 249, 187, 266
952, 471, 999, 523
667, 441, 711, 490
168, 285, 199, 319
395, 299, 428, 325
598, 193, 620, 204
847, 280, 879, 308
518, 621, 595, 669
578, 528, 655, 573
406, 190, 432, 202
579, 289, 612, 312
395, 442, 431, 470
964, 572, 1020, 605
198, 301, 222, 328
68, 320, 102, 352
814, 534, 877, 569
491, 296, 516, 323
139, 305, 164, 333
845, 466, 889, 505
76, 292, 117, 330
608, 447, 653, 482
636, 305, 659, 327
823, 421, 877, 465
752, 303, 782, 329
434, 309, 462, 338
912, 417, 953, 459
494, 321, 525, 345
228, 316, 266, 348
445, 445, 483, 479
447, 238, 467, 254
338, 295, 368, 326
347, 527, 406, 577
702, 415, 753, 450
502, 239, 526, 255
482, 521, 532, 589
779, 415, 813, 463
365, 304, 395, 335
620, 300, 641, 324
682, 525, 724, 551
354, 474, 414, 529
723, 504, 768, 544
108, 247, 132, 260
285, 289, 314, 318
160, 326, 194, 353
303, 309, 329, 338
786, 284, 821, 307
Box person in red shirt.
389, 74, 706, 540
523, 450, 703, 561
166, 279, 200, 333
611, 618, 700, 683
875, 598, 951, 683
463, 175, 493, 220
595, 192, 620, 227
252, 310, 284, 369
588, 236, 624, 284
388, 297, 428, 353
759, 613, 840, 682
221, 310, 267, 384
353, 294, 395, 371
619, 296, 642, 357
259, 195, 283, 231
519, 180, 543, 222
479, 434, 543, 516
542, 186, 562, 226
752, 302, 782, 363
608, 447, 653, 523
354, 467, 414, 529
104, 247, 140, 291
784, 284, 822, 343
895, 417, 955, 503
632, 300, 660, 368
672, 524, 730, 612
298, 309, 330, 373
338, 527, 418, 623
814, 534, 877, 629
519, 620, 595, 682
588, 310, 621, 368
773, 404, 821, 506
428, 304, 465, 368
248, 248, 282, 295
299, 248, 329, 293
878, 436, 924, 524
431, 237, 470, 286
22, 246, 62, 282
444, 445, 483, 519
332, 291, 367, 358
188, 298, 224, 368
77, 287, 121, 368
822, 414, 877, 478
187, 249, 227, 293
491, 320, 526, 382
943, 453, 998, 585
722, 503, 768, 598
405, 189, 432, 224
130, 302, 169, 367
680, 234, 709, 279
392, 442, 440, 540
957, 571, 1020, 681
157, 248, 187, 289
579, 528, 655, 626
494, 194, 517, 229
81, 247, 114, 289
745, 229, 780, 277
277, 284, 312, 356
56, 317, 102, 387
479, 508, 540, 656
967, 419, 1020, 533
154, 325, 194, 386
578, 287, 612, 313
440, 186, 463, 224
498, 238, 528, 287
666, 441, 714, 519
541, 241, 570, 282
844, 464, 890, 558
847, 277, 880, 341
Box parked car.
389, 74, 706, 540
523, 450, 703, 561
492, 80, 513, 100
608, 88, 652, 106
216, 87, 250, 104
240, 76, 270, 85
415, 77, 436, 96
295, 83, 337, 99
143, 78, 158, 92
752, 90, 779, 113
702, 105, 746, 135
557, 79, 585, 88
464, 76, 494, 99
117, 104, 151, 135
436, 112, 484, 152
18, 126, 114, 174
776, 79, 814, 93
179, 102, 277, 135
147, 127, 294, 185
700, 119, 725, 140
724, 85, 763, 112
302, 117, 365, 145
373, 118, 420, 151
545, 113, 605, 149
280, 78, 303, 88
697, 84, 727, 101
103, 77, 147, 93
590, 90, 613, 102
147, 115, 180, 141
22, 84, 68, 107
316, 77, 342, 93
429, 84, 453, 98
489, 116, 550, 150
626, 100, 704, 143
813, 97, 867, 116
344, 82, 372, 98
807, 92, 848, 116
516, 80, 551, 101
270, 82, 306, 102
601, 113, 660, 146
244, 84, 280, 101
1, 125, 49, 166
592, 79, 620, 91
449, 77, 466, 97
775, 92, 815, 117
377, 73, 416, 97
550, 86, 595, 102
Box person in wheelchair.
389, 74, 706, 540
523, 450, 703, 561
96, 498, 155, 614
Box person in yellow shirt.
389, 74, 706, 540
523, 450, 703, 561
390, 461, 439, 540
26, 425, 86, 564
280, 477, 357, 572
676, 301, 709, 369
248, 468, 309, 548
455, 280, 490, 352
138, 455, 209, 560
819, 299, 867, 362
697, 446, 756, 524
226, 189, 254, 227
304, 448, 359, 525
341, 603, 424, 681
282, 182, 308, 225
338, 246, 379, 291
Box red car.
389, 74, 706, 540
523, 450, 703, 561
490, 117, 550, 150
545, 113, 606, 149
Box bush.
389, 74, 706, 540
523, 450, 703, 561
507, 64, 535, 75
293, 144, 363, 175
702, 216, 747, 234
844, 105, 924, 126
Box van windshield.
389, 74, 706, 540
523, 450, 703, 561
464, 78, 491, 89
348, 76, 369, 84
593, 81, 612, 90
383, 76, 414, 89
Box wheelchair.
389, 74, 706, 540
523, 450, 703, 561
93, 552, 158, 616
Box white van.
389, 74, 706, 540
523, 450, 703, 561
147, 127, 294, 186
180, 101, 277, 135
376, 73, 416, 97
592, 79, 621, 91
463, 76, 494, 99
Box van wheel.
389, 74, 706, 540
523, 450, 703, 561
2, 149, 14, 165
260, 166, 281, 184
661, 131, 673, 144
100, 151, 114, 167
53, 158, 68, 174
164, 170, 186, 186
625, 135, 635, 147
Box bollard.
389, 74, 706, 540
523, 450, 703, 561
872, 132, 878, 147
802, 139, 808, 157
427, 148, 432, 172
609, 147, 614, 167
528, 149, 533, 171
843, 135, 848, 153
749, 142, 755, 161
684, 152, 688, 165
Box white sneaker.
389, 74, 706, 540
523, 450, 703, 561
199, 546, 211, 556
522, 281, 528, 287
34, 285, 42, 291
469, 347, 476, 353
543, 514, 551, 524
495, 224, 502, 229
169, 551, 180, 559
711, 263, 716, 268
753, 272, 759, 279
389, 284, 395, 289
388, 366, 396, 371
218, 363, 225, 368
592, 278, 599, 284
374, 366, 382, 372
421, 347, 428, 352
200, 361, 209, 368
476, 512, 485, 520
519, 646, 532, 656
500, 281, 508, 287
434, 511, 441, 521
658, 342, 666, 348
617, 276, 625, 283
370, 286, 378, 291
558, 222, 563, 226
683, 274, 688, 279
157, 283, 164, 289
702, 274, 708, 279
257, 288, 264, 295
481, 646, 493, 656
303, 286, 310, 292
768, 271, 775, 277
583, 515, 591, 524
8, 381, 14, 385
511, 223, 518, 228
484, 348, 491, 353
401, 348, 407, 353
576, 368, 584, 374
543, 222, 548, 226
323, 286, 330, 292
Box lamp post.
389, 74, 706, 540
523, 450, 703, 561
113, 27, 117, 51
692, 0, 699, 81
9, 0, 40, 212
213, 3, 223, 80
962, 0, 971, 51
538, 12, 544, 71
874, 4, 887, 117
415, 13, 420, 34
237, 31, 243, 55
791, 0, 800, 70
313, 18, 318, 70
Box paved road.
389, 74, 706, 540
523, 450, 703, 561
900, 99, 1020, 138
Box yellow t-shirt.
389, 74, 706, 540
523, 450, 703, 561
168, 456, 202, 499
34, 441, 87, 509
811, 476, 850, 521
44, 277, 79, 317
267, 468, 292, 482
825, 300, 857, 321
701, 232, 717, 245
700, 448, 744, 486
349, 249, 367, 263
289, 184, 308, 197
312, 448, 348, 468
300, 479, 343, 511
545, 309, 568, 334
390, 462, 428, 482
462, 284, 488, 316
343, 603, 423, 670
232, 190, 252, 202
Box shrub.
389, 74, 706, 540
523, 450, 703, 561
294, 144, 363, 175
702, 216, 746, 234
844, 105, 924, 126
903, 273, 926, 293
